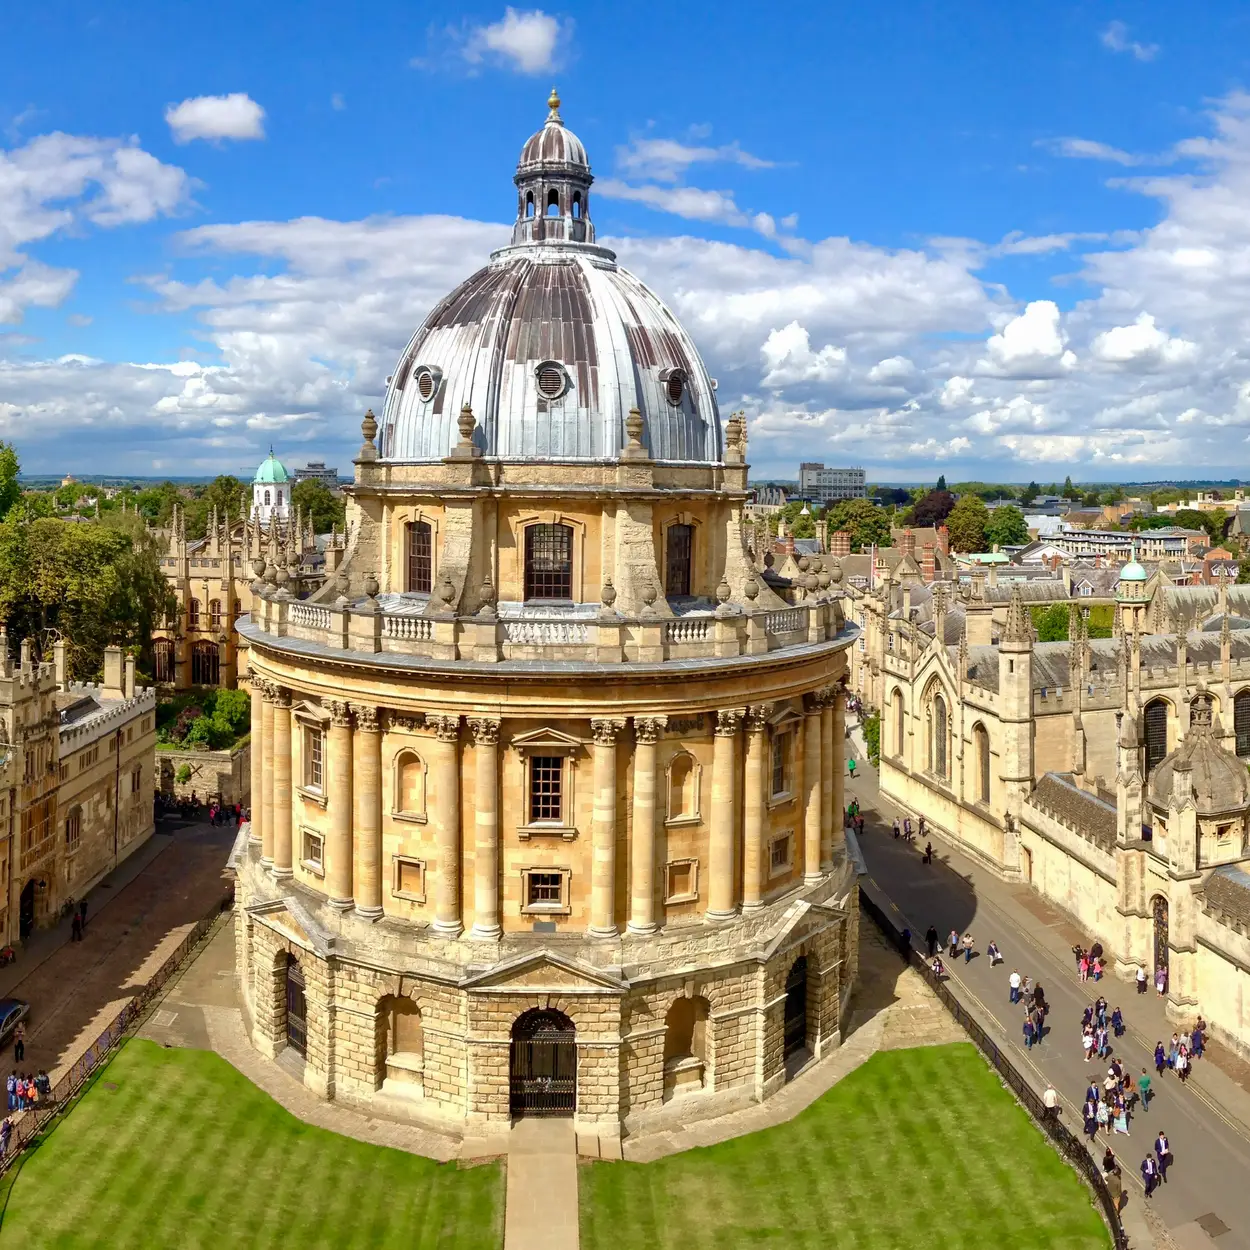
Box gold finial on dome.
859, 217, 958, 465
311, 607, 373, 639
547, 86, 562, 122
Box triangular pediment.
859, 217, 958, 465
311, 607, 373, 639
759, 897, 849, 961
769, 705, 804, 729
510, 726, 587, 751
247, 895, 336, 957
462, 949, 626, 994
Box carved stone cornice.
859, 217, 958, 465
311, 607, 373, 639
389, 713, 425, 732
432, 714, 461, 743
468, 717, 501, 746
633, 716, 665, 746
350, 704, 380, 733
715, 708, 745, 737
326, 700, 353, 729
591, 717, 626, 746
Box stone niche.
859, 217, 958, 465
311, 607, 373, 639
662, 994, 710, 1101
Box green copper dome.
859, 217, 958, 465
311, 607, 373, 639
253, 451, 290, 485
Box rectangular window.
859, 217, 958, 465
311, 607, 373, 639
529, 756, 563, 823
59, 763, 69, 782
392, 856, 427, 901
770, 834, 792, 875
771, 733, 789, 797
524, 523, 573, 601
665, 524, 693, 597
131, 765, 143, 795
305, 727, 324, 791
664, 859, 699, 904
301, 829, 324, 872
526, 871, 563, 907
406, 520, 433, 594
65, 807, 81, 851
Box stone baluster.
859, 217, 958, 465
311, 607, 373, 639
628, 717, 663, 934
352, 704, 383, 919
742, 704, 772, 911
271, 685, 293, 878
707, 709, 744, 920
326, 701, 354, 909
259, 681, 276, 868
431, 715, 463, 937
803, 694, 823, 883
589, 718, 625, 937
468, 717, 502, 940
248, 680, 264, 848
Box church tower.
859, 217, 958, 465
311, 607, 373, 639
999, 585, 1034, 858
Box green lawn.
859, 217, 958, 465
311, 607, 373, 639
581, 1043, 1109, 1250
0, 1040, 502, 1250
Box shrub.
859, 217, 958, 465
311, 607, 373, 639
862, 713, 881, 767
175, 764, 191, 785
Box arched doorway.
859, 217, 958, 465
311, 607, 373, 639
285, 956, 307, 1058
19, 879, 35, 940
1152, 896, 1169, 986
509, 1008, 576, 1118
784, 955, 808, 1059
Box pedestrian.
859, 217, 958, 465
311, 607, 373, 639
1105, 1164, 1124, 1214
923, 841, 933, 864
987, 940, 1001, 966
1096, 1024, 1109, 1060
1096, 1098, 1109, 1134
1111, 1006, 1124, 1038
1072, 942, 1085, 969
962, 933, 974, 964
71, 913, 82, 942
1154, 1131, 1171, 1182
1043, 1083, 1058, 1120
0, 1116, 9, 1158
893, 818, 901, 839
1082, 1004, 1094, 1030
36, 1070, 49, 1102
1023, 1015, 1035, 1050
1155, 966, 1167, 997
1033, 982, 1046, 1011
904, 815, 913, 840
1176, 1048, 1189, 1084
1092, 956, 1103, 982
1168, 1034, 1179, 1069
948, 929, 959, 958
1141, 1153, 1158, 1198
1102, 1146, 1117, 1174
1032, 1006, 1046, 1047
1022, 974, 1034, 1001
930, 956, 945, 979
1082, 1026, 1095, 1063
1079, 953, 1089, 982
13, 1023, 24, 1063
925, 925, 939, 957
1113, 1098, 1129, 1135
4, 1071, 13, 1112
1095, 997, 1107, 1028
79, 897, 87, 928
1155, 1042, 1166, 1076
1192, 1020, 1205, 1059
1136, 965, 1148, 995
1009, 968, 1021, 1004
1138, 1067, 1152, 1110
1083, 1100, 1099, 1141
847, 757, 856, 779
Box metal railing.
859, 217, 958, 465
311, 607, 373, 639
0, 886, 235, 1177
859, 889, 1130, 1250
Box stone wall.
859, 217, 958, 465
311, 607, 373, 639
158, 739, 251, 804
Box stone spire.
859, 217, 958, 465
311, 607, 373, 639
1001, 584, 1031, 650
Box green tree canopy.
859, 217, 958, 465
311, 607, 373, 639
1020, 481, 1040, 505
1061, 475, 1081, 501
824, 498, 891, 552
1238, 559, 1250, 585
769, 500, 818, 539
0, 443, 21, 520
935, 474, 947, 492
984, 505, 1029, 549
945, 494, 989, 553
135, 481, 183, 526
184, 476, 249, 539
291, 478, 347, 533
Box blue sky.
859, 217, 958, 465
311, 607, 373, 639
3, 2, 1250, 480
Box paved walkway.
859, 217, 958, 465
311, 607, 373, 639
850, 747, 1250, 1250
504, 1120, 579, 1250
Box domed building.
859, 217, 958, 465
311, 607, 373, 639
252, 449, 292, 524
234, 94, 859, 1137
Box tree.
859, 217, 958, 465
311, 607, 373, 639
291, 478, 347, 533
185, 475, 249, 539
945, 494, 989, 553
1081, 490, 1100, 507
1061, 475, 1081, 501
909, 489, 956, 527
0, 443, 20, 521
1238, 559, 1250, 585
824, 498, 891, 553
1100, 486, 1126, 505
1020, 481, 1040, 506
135, 481, 183, 526
935, 474, 947, 492
1031, 604, 1069, 642
984, 505, 1029, 548
1174, 508, 1228, 546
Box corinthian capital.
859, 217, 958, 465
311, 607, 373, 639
634, 716, 665, 746
327, 700, 353, 729
591, 717, 626, 746
715, 708, 745, 737
432, 714, 461, 742
350, 704, 379, 732
745, 703, 774, 734
468, 716, 501, 746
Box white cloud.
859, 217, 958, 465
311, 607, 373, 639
460, 8, 568, 74
1101, 20, 1159, 62
330, 93, 346, 112
980, 301, 1076, 378
1090, 313, 1198, 369
595, 179, 748, 227
760, 322, 847, 387
614, 137, 773, 184
1046, 137, 1148, 166
165, 93, 266, 144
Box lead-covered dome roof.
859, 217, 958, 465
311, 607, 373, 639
1148, 698, 1250, 815
378, 92, 722, 466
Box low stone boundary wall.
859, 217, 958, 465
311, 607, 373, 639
157, 740, 251, 804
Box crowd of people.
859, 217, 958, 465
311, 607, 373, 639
153, 790, 249, 826
5, 1070, 50, 1113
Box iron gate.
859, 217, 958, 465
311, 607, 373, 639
510, 1009, 576, 1117
286, 958, 308, 1058
1152, 896, 1169, 982
784, 956, 808, 1057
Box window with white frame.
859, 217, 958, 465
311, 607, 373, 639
664, 858, 699, 904
520, 866, 571, 914
392, 855, 426, 901
771, 732, 791, 797
769, 832, 793, 875
301, 829, 324, 872
304, 724, 324, 791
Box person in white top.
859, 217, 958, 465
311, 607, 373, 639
1136, 966, 1148, 995
1043, 1084, 1059, 1118
1009, 969, 1022, 1004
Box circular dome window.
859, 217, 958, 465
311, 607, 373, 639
536, 361, 569, 401
412, 365, 442, 402
664, 368, 687, 406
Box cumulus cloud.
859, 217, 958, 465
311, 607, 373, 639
760, 322, 847, 387
614, 136, 774, 184
459, 8, 568, 74
165, 93, 266, 143
980, 301, 1076, 378
1101, 20, 1159, 62
1090, 313, 1198, 369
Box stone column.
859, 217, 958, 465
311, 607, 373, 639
821, 690, 835, 868
271, 686, 293, 879
742, 704, 772, 911
589, 718, 625, 938
803, 695, 823, 884
352, 704, 383, 919
326, 701, 354, 909
430, 715, 463, 938
628, 717, 663, 935
830, 682, 846, 854
248, 680, 264, 846
468, 717, 501, 940
259, 682, 275, 868
707, 708, 744, 921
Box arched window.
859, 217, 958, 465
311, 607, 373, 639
405, 520, 433, 594
666, 752, 700, 822
974, 723, 990, 802
546, 188, 560, 217
932, 694, 948, 779
191, 641, 219, 686
525, 191, 535, 218
188, 598, 201, 627
665, 523, 693, 597
892, 689, 904, 757
209, 599, 222, 630
233, 599, 242, 618
153, 638, 174, 684
524, 522, 573, 601
1144, 699, 1169, 774
264, 490, 271, 506
572, 192, 582, 219
1236, 690, 1250, 758
393, 750, 427, 819
277, 490, 283, 506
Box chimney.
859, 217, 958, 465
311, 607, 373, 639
831, 529, 852, 558
900, 528, 916, 558
53, 638, 68, 690
1062, 565, 1072, 596
937, 525, 950, 556
124, 653, 136, 700
102, 645, 124, 699
921, 543, 936, 583
783, 534, 795, 555
19, 638, 32, 671
987, 564, 998, 588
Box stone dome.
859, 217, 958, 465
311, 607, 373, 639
377, 92, 722, 467
1148, 700, 1250, 814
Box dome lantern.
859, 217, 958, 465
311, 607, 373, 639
512, 86, 594, 248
